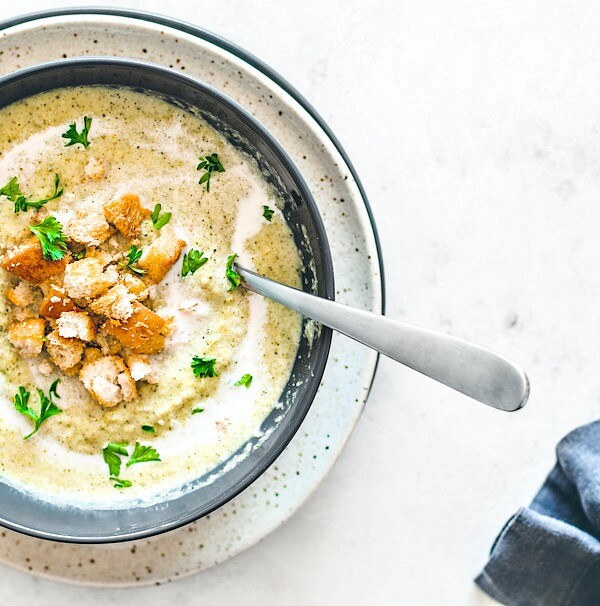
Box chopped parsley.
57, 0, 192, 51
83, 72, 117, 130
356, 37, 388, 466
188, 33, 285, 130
72, 248, 87, 261
126, 442, 161, 467
197, 152, 225, 191
234, 373, 252, 388
0, 174, 63, 213
29, 216, 68, 261
111, 477, 132, 489
181, 248, 208, 277
141, 425, 155, 433
192, 407, 205, 415
13, 379, 62, 440
234, 374, 253, 388
119, 244, 146, 275
191, 355, 218, 378
102, 442, 129, 477
262, 205, 274, 221
150, 203, 171, 230
62, 116, 92, 149
225, 253, 241, 291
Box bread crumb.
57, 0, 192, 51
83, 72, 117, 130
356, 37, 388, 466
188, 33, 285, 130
56, 311, 96, 342
80, 355, 137, 408
63, 257, 119, 299
8, 318, 45, 357
45, 330, 84, 371
89, 283, 136, 321
5, 281, 35, 306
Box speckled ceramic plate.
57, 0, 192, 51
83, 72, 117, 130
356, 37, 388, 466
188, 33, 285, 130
0, 8, 384, 586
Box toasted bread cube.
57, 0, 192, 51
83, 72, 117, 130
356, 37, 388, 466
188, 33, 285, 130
83, 347, 103, 363
103, 302, 168, 354
8, 318, 45, 357
94, 329, 124, 356
137, 228, 186, 283
56, 311, 96, 342
125, 353, 157, 383
45, 330, 84, 371
79, 355, 137, 408
63, 257, 119, 299
103, 193, 151, 237
88, 283, 136, 321
39, 285, 78, 319
5, 281, 35, 306
120, 273, 149, 300
58, 201, 111, 247
83, 157, 106, 181
1, 237, 69, 284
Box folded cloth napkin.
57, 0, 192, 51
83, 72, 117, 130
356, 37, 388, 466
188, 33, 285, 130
476, 420, 600, 605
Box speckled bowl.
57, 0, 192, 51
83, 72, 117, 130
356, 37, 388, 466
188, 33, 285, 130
0, 57, 334, 543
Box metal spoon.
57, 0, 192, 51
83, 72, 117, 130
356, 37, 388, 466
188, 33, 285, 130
235, 265, 529, 412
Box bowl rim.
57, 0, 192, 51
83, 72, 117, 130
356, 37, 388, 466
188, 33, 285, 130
0, 56, 334, 543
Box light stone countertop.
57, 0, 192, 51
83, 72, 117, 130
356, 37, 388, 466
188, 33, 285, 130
1, 1, 599, 604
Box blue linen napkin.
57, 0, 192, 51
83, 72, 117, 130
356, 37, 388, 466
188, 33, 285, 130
476, 420, 600, 605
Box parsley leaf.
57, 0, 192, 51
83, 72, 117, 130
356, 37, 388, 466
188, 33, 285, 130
62, 116, 92, 149
192, 407, 204, 415
225, 253, 241, 291
1, 174, 63, 214
191, 355, 218, 378
181, 249, 208, 277
151, 203, 171, 230
29, 216, 68, 261
234, 373, 253, 388
119, 245, 146, 275
111, 477, 132, 489
0, 177, 23, 200
197, 153, 225, 191
126, 442, 161, 467
141, 425, 155, 433
13, 381, 63, 440
102, 442, 129, 477
262, 205, 274, 221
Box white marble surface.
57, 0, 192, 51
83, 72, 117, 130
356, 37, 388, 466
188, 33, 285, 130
1, 0, 599, 603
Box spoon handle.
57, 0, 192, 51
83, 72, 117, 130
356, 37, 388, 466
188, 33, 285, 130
237, 266, 529, 412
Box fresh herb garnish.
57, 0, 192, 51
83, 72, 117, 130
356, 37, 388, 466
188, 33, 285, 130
234, 374, 253, 388
126, 442, 161, 467
72, 248, 87, 261
102, 442, 129, 477
181, 249, 208, 277
225, 253, 241, 291
62, 116, 92, 149
141, 425, 155, 433
191, 355, 218, 378
150, 203, 171, 230
110, 477, 132, 489
13, 380, 62, 440
0, 174, 63, 213
29, 216, 68, 261
196, 152, 225, 192
192, 407, 205, 415
119, 245, 146, 275
262, 205, 274, 221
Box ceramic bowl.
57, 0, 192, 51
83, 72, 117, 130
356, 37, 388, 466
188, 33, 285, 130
0, 57, 334, 543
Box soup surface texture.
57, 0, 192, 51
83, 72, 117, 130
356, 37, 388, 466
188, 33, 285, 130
0, 86, 302, 504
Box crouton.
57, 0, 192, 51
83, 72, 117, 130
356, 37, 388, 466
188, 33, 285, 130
83, 157, 106, 181
88, 283, 135, 321
94, 329, 123, 356
38, 359, 54, 376
137, 228, 186, 283
79, 355, 137, 408
8, 318, 45, 357
1, 237, 69, 284
5, 281, 35, 307
39, 285, 78, 319
83, 347, 103, 363
120, 273, 149, 300
103, 193, 150, 237
58, 201, 111, 246
63, 257, 119, 299
56, 311, 96, 342
125, 353, 157, 383
45, 330, 84, 371
103, 302, 168, 354
85, 248, 112, 266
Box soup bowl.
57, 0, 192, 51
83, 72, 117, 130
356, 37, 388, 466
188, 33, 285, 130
0, 57, 333, 543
